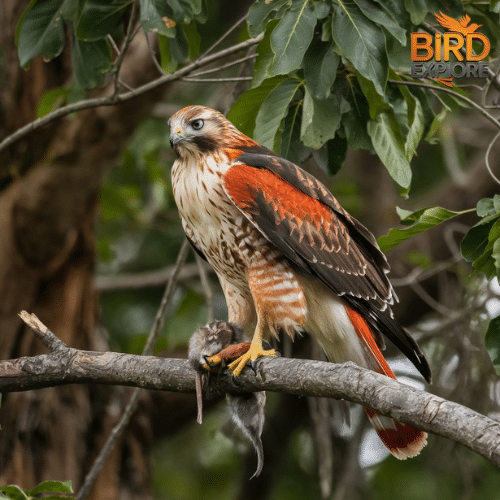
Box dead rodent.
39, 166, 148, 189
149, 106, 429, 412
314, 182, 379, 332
189, 320, 266, 479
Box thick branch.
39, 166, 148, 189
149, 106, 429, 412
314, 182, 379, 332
1, 345, 500, 467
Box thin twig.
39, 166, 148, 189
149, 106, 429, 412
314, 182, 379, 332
0, 34, 264, 154
391, 255, 463, 287
144, 31, 165, 76
76, 239, 191, 500
410, 281, 456, 317
113, 0, 139, 95
195, 254, 214, 323
18, 311, 68, 352
485, 130, 500, 186
182, 76, 253, 82
388, 80, 500, 130
200, 13, 248, 58
107, 35, 121, 56
190, 53, 257, 77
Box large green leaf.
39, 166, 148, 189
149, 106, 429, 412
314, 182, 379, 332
300, 89, 342, 149
170, 25, 189, 61
254, 78, 302, 150
404, 0, 428, 24
270, 0, 316, 76
76, 0, 130, 41
247, 0, 290, 37
312, 134, 348, 175
354, 0, 407, 45
71, 36, 113, 88
227, 76, 288, 138
331, 2, 388, 96
252, 20, 277, 88
140, 0, 176, 37
28, 480, 73, 496
280, 102, 313, 164
485, 315, 500, 375
303, 39, 339, 100
367, 113, 412, 189
377, 206, 474, 252
17, 0, 66, 68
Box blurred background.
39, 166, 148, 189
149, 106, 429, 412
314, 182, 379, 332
1, 0, 500, 499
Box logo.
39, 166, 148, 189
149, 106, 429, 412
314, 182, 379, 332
411, 12, 490, 87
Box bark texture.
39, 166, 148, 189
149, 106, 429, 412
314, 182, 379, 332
0, 1, 166, 496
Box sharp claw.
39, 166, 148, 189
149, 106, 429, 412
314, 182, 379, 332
205, 354, 222, 368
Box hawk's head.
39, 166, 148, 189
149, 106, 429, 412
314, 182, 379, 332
168, 105, 257, 158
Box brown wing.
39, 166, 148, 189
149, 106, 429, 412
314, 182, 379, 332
222, 153, 431, 382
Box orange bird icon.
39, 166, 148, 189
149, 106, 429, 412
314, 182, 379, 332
435, 12, 482, 36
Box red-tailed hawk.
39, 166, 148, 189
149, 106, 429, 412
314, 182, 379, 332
169, 105, 431, 459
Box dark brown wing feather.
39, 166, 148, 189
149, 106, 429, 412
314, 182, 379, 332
223, 151, 431, 382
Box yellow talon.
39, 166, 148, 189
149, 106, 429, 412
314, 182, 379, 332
228, 342, 276, 376
204, 354, 222, 369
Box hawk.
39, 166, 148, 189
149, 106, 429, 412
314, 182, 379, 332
169, 105, 431, 459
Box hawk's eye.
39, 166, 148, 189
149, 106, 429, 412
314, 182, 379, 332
191, 119, 204, 131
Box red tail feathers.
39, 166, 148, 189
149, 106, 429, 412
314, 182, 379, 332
345, 307, 427, 459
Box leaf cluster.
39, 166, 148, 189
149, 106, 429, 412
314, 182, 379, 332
16, 0, 206, 90
228, 0, 498, 190
0, 481, 73, 500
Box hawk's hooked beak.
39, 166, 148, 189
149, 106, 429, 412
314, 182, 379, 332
169, 124, 185, 148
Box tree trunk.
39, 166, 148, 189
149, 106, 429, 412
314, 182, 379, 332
0, 1, 165, 496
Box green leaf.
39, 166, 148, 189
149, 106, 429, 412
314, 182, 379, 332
354, 0, 407, 45
313, 134, 348, 175
399, 86, 424, 162
17, 0, 66, 68
462, 217, 500, 280
378, 206, 474, 252
303, 39, 339, 100
270, 0, 316, 76
331, 2, 388, 96
140, 0, 177, 37
477, 195, 500, 217
157, 35, 177, 73
404, 0, 428, 25
247, 0, 290, 37
461, 196, 500, 279
340, 83, 373, 152
170, 26, 189, 62
300, 89, 342, 149
183, 23, 201, 60
280, 102, 313, 164
76, 0, 129, 41
71, 35, 113, 88
227, 76, 288, 138
367, 113, 412, 189
485, 315, 500, 375
37, 86, 68, 118
313, 2, 331, 19
460, 217, 497, 264
62, 0, 85, 22
252, 20, 278, 88
255, 78, 302, 150
27, 480, 73, 496
0, 485, 29, 500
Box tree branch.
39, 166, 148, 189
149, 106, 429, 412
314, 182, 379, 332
4, 313, 500, 469
0, 34, 263, 154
